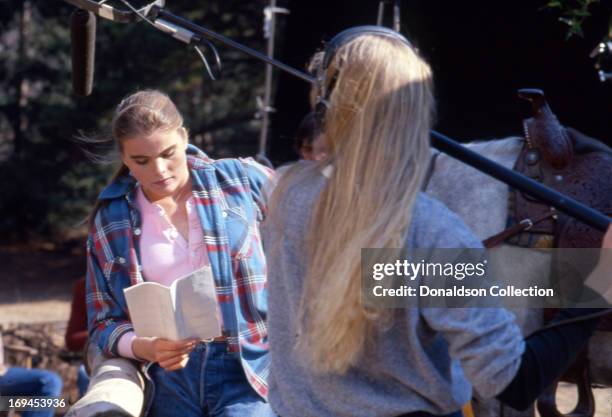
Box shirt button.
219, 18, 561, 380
134, 228, 142, 236
117, 257, 126, 264
222, 211, 228, 218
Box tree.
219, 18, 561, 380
0, 1, 269, 242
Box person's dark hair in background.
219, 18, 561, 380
294, 112, 326, 161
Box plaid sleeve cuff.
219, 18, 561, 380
108, 322, 135, 357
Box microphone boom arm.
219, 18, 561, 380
63, 0, 165, 23
151, 8, 316, 84
61, 1, 611, 232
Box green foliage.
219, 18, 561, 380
543, 0, 600, 38
0, 0, 269, 242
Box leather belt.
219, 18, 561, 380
203, 335, 227, 343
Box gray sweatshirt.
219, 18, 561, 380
264, 168, 525, 417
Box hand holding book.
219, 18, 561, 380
123, 267, 222, 370
131, 337, 197, 371
123, 267, 222, 340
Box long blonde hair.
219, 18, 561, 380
273, 34, 434, 373
85, 90, 185, 226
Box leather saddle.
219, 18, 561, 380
487, 89, 612, 417
511, 89, 611, 246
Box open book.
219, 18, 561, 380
123, 267, 222, 341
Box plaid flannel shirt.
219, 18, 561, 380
86, 144, 275, 398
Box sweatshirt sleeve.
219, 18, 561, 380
411, 195, 525, 399
421, 307, 524, 399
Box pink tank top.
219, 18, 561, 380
117, 185, 215, 358
136, 185, 210, 284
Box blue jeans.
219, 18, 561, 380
0, 367, 63, 417
76, 363, 90, 397
147, 341, 276, 417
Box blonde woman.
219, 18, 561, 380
263, 27, 612, 417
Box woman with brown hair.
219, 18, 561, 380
84, 90, 276, 417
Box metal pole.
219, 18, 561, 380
377, 1, 385, 26
258, 0, 277, 158
430, 130, 610, 231
393, 0, 401, 31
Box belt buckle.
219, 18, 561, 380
202, 335, 229, 353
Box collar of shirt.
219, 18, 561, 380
135, 185, 209, 285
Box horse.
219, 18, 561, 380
425, 125, 612, 417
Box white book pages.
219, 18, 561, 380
174, 267, 222, 340
123, 267, 221, 341
124, 281, 179, 340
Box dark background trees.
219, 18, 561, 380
0, 0, 610, 243
271, 0, 612, 161
0, 0, 269, 242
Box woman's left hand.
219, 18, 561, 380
132, 336, 197, 371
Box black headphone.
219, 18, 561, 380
314, 25, 414, 127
